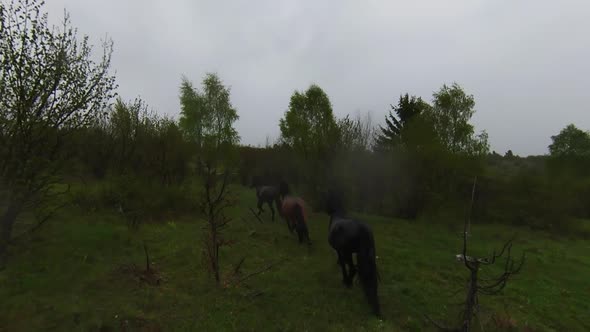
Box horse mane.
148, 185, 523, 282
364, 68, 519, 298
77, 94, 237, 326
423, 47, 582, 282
326, 189, 346, 217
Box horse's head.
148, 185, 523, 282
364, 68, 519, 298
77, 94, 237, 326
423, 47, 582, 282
250, 175, 262, 189
279, 181, 290, 198
325, 189, 345, 217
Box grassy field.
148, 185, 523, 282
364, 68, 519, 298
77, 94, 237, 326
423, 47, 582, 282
1, 185, 589, 331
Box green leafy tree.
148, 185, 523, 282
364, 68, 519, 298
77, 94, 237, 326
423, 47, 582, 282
179, 74, 239, 165
279, 84, 340, 203
374, 94, 431, 150
179, 76, 204, 148
0, 0, 116, 263
200, 73, 240, 162
429, 83, 489, 156
180, 73, 239, 285
279, 84, 340, 161
548, 124, 590, 157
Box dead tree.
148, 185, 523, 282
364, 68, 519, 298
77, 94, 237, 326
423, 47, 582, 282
201, 162, 235, 285
429, 177, 526, 332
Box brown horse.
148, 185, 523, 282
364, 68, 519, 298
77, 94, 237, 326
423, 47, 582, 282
278, 182, 311, 245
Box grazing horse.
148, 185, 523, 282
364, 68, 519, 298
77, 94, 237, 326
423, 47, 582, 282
278, 182, 311, 245
325, 190, 381, 316
251, 177, 281, 222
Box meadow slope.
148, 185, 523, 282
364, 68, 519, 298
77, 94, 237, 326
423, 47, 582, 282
1, 186, 589, 331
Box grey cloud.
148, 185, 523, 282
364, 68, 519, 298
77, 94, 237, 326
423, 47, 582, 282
43, 0, 590, 155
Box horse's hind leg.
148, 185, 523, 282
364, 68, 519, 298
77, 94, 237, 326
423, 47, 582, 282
337, 251, 350, 286
286, 218, 295, 233
344, 252, 356, 284
257, 199, 264, 215
268, 201, 275, 222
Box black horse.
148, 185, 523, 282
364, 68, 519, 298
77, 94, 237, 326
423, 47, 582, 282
325, 190, 381, 316
251, 176, 281, 222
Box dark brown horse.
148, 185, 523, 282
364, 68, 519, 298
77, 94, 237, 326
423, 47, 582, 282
278, 182, 311, 245
251, 177, 281, 222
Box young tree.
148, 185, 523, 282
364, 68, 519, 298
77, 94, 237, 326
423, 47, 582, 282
180, 73, 239, 284
279, 84, 340, 161
429, 83, 489, 156
0, 0, 117, 264
279, 84, 340, 202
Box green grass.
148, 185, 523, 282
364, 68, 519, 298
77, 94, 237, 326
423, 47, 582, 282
1, 185, 589, 331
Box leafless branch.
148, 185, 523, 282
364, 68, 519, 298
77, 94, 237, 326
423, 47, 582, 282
249, 207, 264, 223
230, 258, 288, 286
424, 314, 460, 332
431, 176, 525, 332
233, 257, 246, 275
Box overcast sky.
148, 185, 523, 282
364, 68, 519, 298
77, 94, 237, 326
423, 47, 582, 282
44, 0, 590, 156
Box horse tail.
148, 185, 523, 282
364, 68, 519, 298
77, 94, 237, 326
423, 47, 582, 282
357, 225, 380, 316
294, 203, 310, 245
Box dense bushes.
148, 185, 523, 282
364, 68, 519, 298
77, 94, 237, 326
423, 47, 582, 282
68, 98, 198, 224
73, 98, 193, 185
239, 143, 590, 233
64, 91, 590, 233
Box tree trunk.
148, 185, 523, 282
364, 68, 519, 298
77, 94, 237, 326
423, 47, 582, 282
462, 268, 479, 332
0, 201, 21, 266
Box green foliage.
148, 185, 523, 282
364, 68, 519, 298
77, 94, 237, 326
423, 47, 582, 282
201, 73, 240, 161
0, 0, 116, 258
337, 111, 375, 153
179, 73, 240, 166
548, 124, 590, 157
279, 84, 340, 161
152, 118, 192, 185
374, 94, 431, 151
108, 98, 157, 174
429, 83, 489, 156
0, 0, 116, 195
277, 84, 343, 205
179, 76, 204, 145
178, 73, 240, 284
546, 124, 590, 178
74, 97, 193, 185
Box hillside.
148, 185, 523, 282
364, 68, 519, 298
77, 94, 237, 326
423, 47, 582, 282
1, 186, 589, 331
